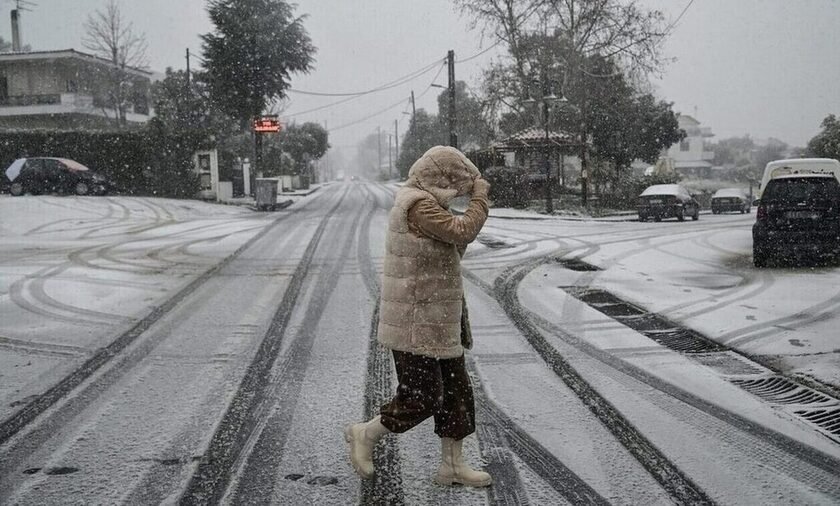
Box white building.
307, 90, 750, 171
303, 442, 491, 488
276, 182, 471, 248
0, 49, 154, 130
666, 114, 715, 178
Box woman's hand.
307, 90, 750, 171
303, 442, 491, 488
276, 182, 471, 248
472, 178, 490, 197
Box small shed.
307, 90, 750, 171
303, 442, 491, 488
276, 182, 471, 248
469, 127, 583, 187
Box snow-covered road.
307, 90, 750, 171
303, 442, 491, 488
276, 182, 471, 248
1, 185, 839, 505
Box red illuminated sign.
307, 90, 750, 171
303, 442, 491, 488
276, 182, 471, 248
253, 116, 281, 133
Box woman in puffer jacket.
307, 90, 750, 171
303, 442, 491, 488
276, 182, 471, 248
345, 145, 492, 487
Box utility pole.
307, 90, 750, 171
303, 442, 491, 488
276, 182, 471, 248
388, 134, 392, 179
446, 49, 457, 148
185, 48, 191, 87
581, 93, 589, 207
394, 119, 399, 164
324, 120, 329, 180
377, 126, 381, 174
543, 94, 553, 214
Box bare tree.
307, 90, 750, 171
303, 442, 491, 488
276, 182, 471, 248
83, 0, 149, 126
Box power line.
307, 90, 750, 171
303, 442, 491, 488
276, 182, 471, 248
285, 59, 441, 117
455, 39, 502, 64
665, 0, 696, 34
328, 62, 446, 133
288, 58, 443, 97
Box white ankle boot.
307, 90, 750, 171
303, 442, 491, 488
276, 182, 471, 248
435, 437, 492, 487
344, 415, 390, 479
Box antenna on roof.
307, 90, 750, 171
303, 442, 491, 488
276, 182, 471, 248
15, 0, 37, 11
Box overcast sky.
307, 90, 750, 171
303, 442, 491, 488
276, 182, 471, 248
3, 0, 839, 152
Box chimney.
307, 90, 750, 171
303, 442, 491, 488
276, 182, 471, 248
11, 9, 22, 52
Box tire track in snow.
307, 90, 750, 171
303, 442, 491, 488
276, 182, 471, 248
355, 183, 405, 505
225, 186, 363, 503
464, 263, 716, 505
0, 188, 334, 448
471, 257, 840, 498
178, 186, 351, 504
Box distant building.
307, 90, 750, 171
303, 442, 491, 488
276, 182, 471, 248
665, 114, 715, 178
0, 49, 154, 130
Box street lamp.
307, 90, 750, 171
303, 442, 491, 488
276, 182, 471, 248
526, 83, 565, 214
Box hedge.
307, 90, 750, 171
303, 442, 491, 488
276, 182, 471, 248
0, 124, 209, 198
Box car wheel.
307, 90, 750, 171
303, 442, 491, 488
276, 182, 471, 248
10, 182, 24, 196
653, 216, 662, 222
638, 214, 647, 222
75, 181, 90, 196
746, 206, 751, 214
676, 208, 685, 221
692, 209, 699, 220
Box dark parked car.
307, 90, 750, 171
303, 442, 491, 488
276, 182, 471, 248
5, 158, 114, 196
753, 174, 840, 267
637, 183, 700, 222
711, 188, 750, 214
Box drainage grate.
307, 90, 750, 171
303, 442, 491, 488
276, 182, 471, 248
559, 285, 840, 444
615, 314, 679, 332
693, 352, 767, 376
794, 407, 840, 440
730, 377, 836, 406
595, 302, 646, 317
555, 258, 601, 271
563, 288, 726, 353
644, 328, 727, 353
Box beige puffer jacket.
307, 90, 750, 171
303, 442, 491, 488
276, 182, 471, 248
377, 146, 489, 359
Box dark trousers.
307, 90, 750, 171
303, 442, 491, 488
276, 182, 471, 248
379, 350, 476, 441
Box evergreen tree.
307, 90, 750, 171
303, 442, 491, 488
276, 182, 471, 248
396, 110, 446, 178
807, 114, 840, 161
201, 0, 315, 126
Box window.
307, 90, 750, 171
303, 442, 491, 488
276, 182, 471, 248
680, 139, 690, 152
65, 80, 78, 92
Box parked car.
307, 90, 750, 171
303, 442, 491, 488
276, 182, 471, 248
753, 174, 840, 267
711, 188, 750, 214
5, 157, 114, 196
637, 184, 700, 222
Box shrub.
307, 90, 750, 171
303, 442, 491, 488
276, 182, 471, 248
484, 165, 528, 208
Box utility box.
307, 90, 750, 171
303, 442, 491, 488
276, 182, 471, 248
217, 181, 233, 202
255, 178, 278, 211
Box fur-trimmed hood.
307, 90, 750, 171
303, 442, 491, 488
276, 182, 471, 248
404, 146, 481, 207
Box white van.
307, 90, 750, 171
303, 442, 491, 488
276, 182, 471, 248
757, 158, 840, 199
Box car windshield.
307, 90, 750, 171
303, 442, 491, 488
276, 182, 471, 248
763, 177, 840, 205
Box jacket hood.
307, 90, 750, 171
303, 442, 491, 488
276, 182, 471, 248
404, 146, 481, 207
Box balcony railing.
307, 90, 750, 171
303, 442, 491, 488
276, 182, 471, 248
0, 94, 62, 106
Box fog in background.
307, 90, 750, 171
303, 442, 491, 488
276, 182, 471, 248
3, 0, 838, 150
